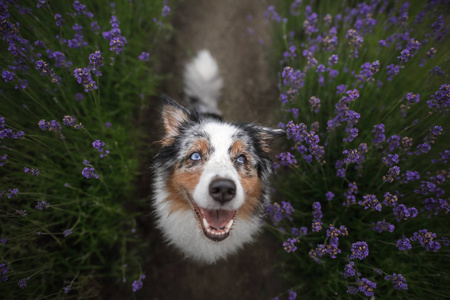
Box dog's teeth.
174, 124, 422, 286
225, 219, 234, 230
202, 217, 209, 229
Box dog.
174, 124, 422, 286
152, 50, 283, 263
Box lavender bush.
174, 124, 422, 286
0, 0, 169, 298
263, 1, 449, 299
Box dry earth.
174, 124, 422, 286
132, 1, 284, 299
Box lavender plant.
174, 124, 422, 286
264, 1, 449, 299
0, 0, 169, 298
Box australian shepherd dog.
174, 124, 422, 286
152, 50, 283, 264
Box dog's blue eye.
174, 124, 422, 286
236, 155, 247, 164
190, 152, 201, 161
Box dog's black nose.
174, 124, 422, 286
209, 179, 236, 204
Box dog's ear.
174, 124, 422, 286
161, 94, 190, 145
256, 126, 285, 153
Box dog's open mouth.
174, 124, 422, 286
187, 192, 237, 242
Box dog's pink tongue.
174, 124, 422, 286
203, 209, 235, 229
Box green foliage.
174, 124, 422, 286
266, 1, 449, 299
0, 0, 169, 298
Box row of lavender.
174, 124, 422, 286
1, 0, 169, 298
262, 1, 448, 299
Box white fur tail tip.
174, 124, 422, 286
183, 50, 223, 116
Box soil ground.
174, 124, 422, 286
134, 1, 284, 299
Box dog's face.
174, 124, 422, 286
153, 96, 283, 260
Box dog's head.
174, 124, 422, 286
154, 95, 284, 243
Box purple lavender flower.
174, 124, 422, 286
357, 278, 376, 297
139, 51, 150, 61
89, 51, 104, 76
66, 24, 88, 49
343, 148, 360, 164
402, 170, 420, 183
342, 261, 356, 278
372, 220, 395, 233
102, 16, 128, 54
393, 204, 418, 222
161, 4, 170, 17
312, 201, 323, 232
24, 167, 40, 176
411, 229, 441, 252
75, 93, 84, 101
385, 273, 408, 290
308, 96, 320, 113
382, 154, 399, 167
345, 29, 363, 58
55, 13, 64, 27
74, 67, 97, 92
328, 54, 338, 66
0, 262, 10, 282
350, 241, 369, 260
73, 0, 93, 18
276, 152, 297, 167
7, 188, 19, 199
386, 64, 402, 81
291, 226, 307, 236
105, 122, 112, 129
132, 275, 146, 292
326, 225, 348, 238
2, 69, 15, 82
405, 92, 420, 104
63, 285, 72, 293
91, 21, 100, 33
343, 182, 358, 207
38, 119, 62, 133
63, 115, 84, 129
35, 201, 50, 210
82, 160, 99, 179
0, 126, 25, 139
423, 197, 449, 215
347, 286, 358, 295
372, 123, 385, 147
386, 135, 400, 152
288, 289, 297, 300
325, 191, 334, 201
356, 60, 380, 83
16, 209, 27, 217
336, 84, 347, 94
398, 39, 421, 63
282, 66, 305, 91
429, 65, 445, 77
427, 84, 449, 113
382, 166, 400, 183
358, 194, 382, 211
37, 0, 47, 8
47, 50, 72, 69
63, 229, 72, 237
265, 201, 294, 225
283, 238, 299, 253
18, 278, 28, 289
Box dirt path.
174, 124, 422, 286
137, 1, 284, 299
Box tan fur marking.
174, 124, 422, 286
194, 139, 210, 155
238, 174, 262, 221
166, 164, 203, 215
165, 138, 210, 214
230, 140, 246, 158
230, 140, 263, 220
